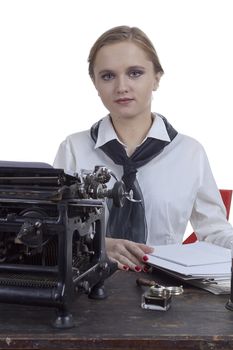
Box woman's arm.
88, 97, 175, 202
190, 147, 233, 248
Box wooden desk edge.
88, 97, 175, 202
1, 335, 233, 350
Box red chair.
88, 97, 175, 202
183, 189, 232, 244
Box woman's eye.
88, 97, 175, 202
129, 70, 144, 78
101, 73, 114, 81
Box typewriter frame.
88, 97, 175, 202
0, 165, 119, 328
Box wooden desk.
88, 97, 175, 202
0, 269, 233, 350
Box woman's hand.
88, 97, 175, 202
105, 237, 154, 272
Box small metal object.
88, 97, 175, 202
125, 190, 141, 203
150, 284, 183, 297
141, 283, 183, 311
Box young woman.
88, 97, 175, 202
54, 26, 233, 272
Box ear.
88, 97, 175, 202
153, 72, 162, 91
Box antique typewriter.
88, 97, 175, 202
0, 162, 127, 328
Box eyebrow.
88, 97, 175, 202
98, 65, 146, 76
98, 69, 113, 76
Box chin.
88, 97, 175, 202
110, 108, 139, 120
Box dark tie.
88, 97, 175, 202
90, 115, 177, 243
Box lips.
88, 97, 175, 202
115, 98, 134, 104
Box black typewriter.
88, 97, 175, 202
0, 162, 127, 328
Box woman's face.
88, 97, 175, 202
93, 41, 160, 121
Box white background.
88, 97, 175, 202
0, 0, 233, 226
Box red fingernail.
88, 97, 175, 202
143, 266, 149, 273
123, 265, 129, 271
135, 266, 142, 272
143, 255, 149, 262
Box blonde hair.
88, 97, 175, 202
88, 25, 164, 79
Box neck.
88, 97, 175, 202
110, 113, 154, 156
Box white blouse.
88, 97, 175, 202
53, 114, 233, 248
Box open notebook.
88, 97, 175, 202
148, 241, 231, 280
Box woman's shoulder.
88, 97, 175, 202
155, 114, 206, 153
173, 133, 210, 165
176, 132, 206, 151
64, 129, 92, 146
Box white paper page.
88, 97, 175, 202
148, 255, 231, 278
149, 242, 231, 267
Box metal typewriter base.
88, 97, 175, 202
89, 282, 107, 300
53, 312, 74, 329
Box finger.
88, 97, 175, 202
137, 243, 154, 254
134, 243, 155, 263
108, 256, 130, 271
106, 239, 149, 271
125, 241, 152, 263
109, 242, 142, 267
118, 246, 142, 267
115, 253, 145, 272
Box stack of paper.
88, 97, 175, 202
148, 241, 231, 280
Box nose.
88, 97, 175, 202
115, 76, 128, 94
